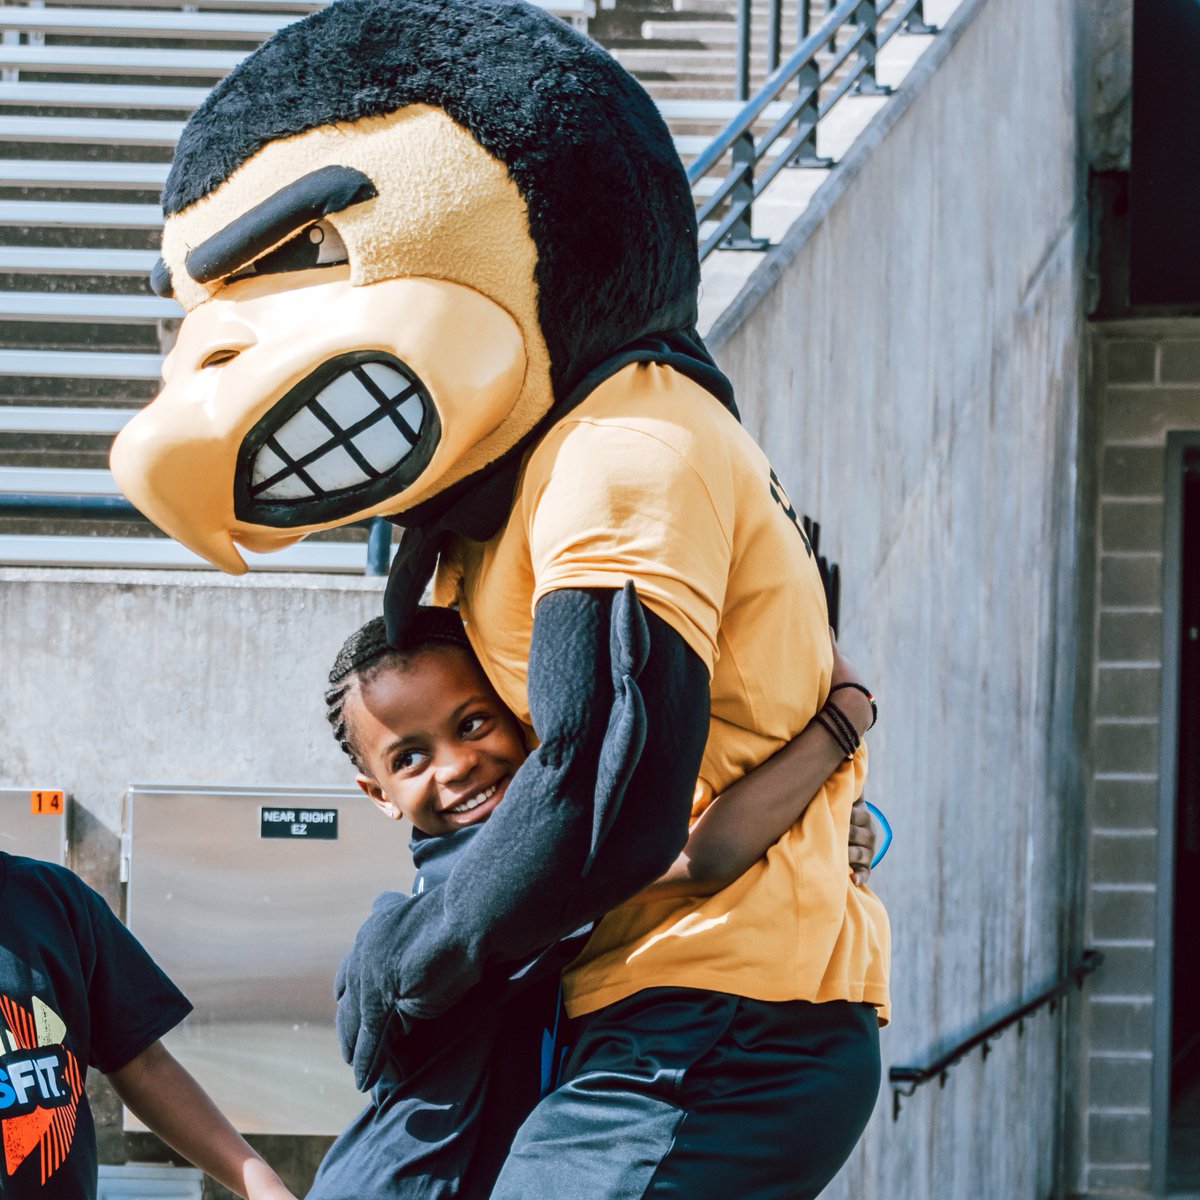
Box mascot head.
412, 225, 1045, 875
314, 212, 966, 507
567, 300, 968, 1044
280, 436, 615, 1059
110, 0, 710, 574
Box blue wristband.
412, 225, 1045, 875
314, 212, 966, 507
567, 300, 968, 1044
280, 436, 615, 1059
864, 801, 892, 869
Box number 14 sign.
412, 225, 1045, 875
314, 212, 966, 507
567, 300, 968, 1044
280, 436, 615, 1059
30, 790, 64, 815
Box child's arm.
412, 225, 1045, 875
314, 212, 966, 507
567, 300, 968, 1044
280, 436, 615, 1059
107, 1042, 297, 1200
642, 638, 876, 899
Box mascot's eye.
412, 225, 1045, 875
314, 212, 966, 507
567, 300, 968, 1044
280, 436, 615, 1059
229, 220, 349, 281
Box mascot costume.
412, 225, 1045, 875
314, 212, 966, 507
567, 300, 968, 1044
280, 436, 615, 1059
110, 1, 890, 1195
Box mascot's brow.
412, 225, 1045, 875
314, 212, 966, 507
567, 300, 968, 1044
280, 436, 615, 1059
184, 164, 377, 284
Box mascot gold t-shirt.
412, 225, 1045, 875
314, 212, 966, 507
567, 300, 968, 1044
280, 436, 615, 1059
435, 364, 890, 1020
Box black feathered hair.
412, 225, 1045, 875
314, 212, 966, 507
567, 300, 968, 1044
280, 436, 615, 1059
163, 0, 702, 407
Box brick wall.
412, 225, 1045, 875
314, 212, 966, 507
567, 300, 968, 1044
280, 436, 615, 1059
1084, 321, 1200, 1195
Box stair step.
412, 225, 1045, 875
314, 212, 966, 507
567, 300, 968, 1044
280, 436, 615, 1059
0, 6, 299, 39
0, 200, 163, 229
0, 81, 212, 110
0, 464, 122, 495
0, 404, 133, 434
0, 291, 180, 321
0, 159, 170, 189
0, 246, 159, 275
0, 44, 244, 74
0, 348, 162, 379
30, 0, 321, 9
0, 115, 183, 145
643, 20, 757, 40
0, 0, 596, 35
615, 48, 782, 69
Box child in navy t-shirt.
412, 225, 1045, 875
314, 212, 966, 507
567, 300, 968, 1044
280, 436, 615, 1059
0, 852, 297, 1200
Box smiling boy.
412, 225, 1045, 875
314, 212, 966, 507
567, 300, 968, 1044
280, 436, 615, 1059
348, 627, 526, 835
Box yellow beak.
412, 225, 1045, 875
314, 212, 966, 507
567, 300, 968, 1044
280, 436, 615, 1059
110, 398, 251, 574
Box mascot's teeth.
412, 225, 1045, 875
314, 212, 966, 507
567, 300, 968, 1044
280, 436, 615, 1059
250, 360, 426, 501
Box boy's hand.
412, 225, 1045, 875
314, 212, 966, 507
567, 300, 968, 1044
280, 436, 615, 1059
849, 798, 876, 887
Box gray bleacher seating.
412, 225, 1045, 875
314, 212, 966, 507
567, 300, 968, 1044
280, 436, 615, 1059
0, 292, 181, 320
0, 200, 164, 228
0, 44, 244, 73
0, 115, 184, 145
0, 81, 214, 108
1, 465, 124, 495
39, 0, 322, 9
0, 0, 691, 573
0, 349, 163, 379
0, 0, 599, 38
0, 247, 160, 274
0, 7, 302, 39
2, 405, 132, 434
0, 159, 171, 189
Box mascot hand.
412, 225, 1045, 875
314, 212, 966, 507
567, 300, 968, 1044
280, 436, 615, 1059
334, 890, 413, 1090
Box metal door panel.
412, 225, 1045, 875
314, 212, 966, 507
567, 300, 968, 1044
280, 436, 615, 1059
123, 784, 414, 1135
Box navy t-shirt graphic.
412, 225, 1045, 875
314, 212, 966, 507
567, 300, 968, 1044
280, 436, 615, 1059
0, 992, 83, 1185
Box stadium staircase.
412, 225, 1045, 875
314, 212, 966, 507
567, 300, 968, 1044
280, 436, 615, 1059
0, 0, 949, 571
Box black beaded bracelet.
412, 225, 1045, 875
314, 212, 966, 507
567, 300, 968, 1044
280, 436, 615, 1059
829, 681, 878, 730
822, 698, 861, 754
815, 710, 857, 760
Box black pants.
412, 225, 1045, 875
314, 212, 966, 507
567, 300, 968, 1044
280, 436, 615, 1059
490, 988, 880, 1200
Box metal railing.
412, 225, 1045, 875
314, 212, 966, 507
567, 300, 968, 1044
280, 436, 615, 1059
691, 0, 937, 259
888, 949, 1104, 1119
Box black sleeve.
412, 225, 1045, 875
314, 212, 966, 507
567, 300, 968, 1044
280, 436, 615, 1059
335, 583, 709, 1089
79, 882, 193, 1074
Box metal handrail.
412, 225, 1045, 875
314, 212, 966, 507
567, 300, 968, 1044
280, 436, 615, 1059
690, 0, 938, 260
888, 949, 1105, 1119
0, 494, 393, 575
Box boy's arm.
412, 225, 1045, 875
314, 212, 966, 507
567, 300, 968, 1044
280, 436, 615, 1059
107, 1042, 297, 1200
642, 638, 876, 899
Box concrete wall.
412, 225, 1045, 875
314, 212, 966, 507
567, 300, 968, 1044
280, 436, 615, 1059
710, 0, 1090, 1194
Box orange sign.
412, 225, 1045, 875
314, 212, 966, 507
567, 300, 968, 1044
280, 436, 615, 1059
30, 790, 64, 815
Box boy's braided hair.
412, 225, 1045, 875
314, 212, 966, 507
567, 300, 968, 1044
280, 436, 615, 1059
325, 606, 471, 770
